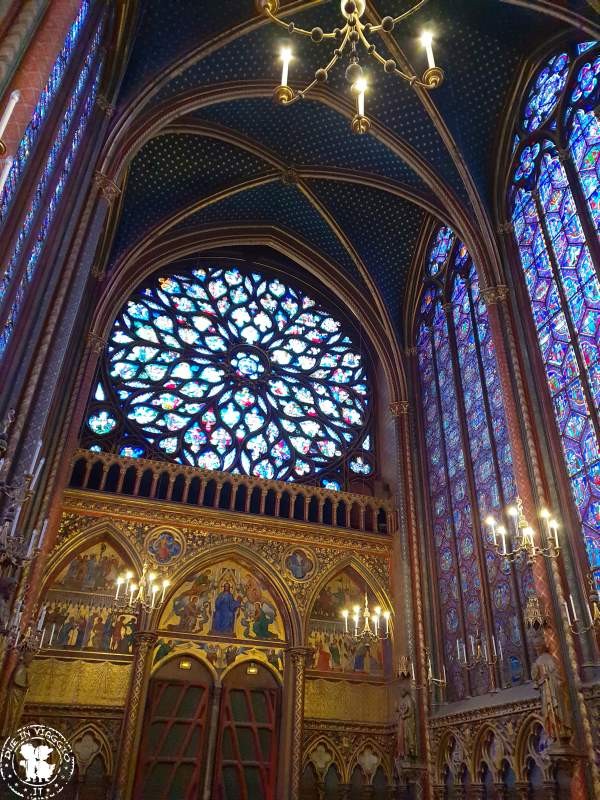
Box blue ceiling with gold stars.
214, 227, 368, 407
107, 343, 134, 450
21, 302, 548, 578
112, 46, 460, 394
107, 0, 584, 342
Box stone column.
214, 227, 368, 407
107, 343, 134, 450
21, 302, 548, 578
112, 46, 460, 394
202, 685, 222, 800
286, 646, 311, 800
114, 631, 157, 800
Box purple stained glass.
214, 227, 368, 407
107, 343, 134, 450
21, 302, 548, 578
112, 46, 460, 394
511, 184, 600, 588
428, 226, 454, 276
571, 54, 600, 103
85, 266, 372, 483
568, 110, 600, 243
0, 59, 104, 357
0, 26, 103, 311
522, 52, 569, 133
417, 320, 464, 700
0, 0, 91, 223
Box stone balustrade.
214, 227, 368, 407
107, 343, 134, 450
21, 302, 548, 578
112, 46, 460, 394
69, 449, 395, 535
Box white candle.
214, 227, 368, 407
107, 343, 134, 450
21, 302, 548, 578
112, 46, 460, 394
470, 635, 475, 656
442, 665, 446, 684
161, 580, 169, 604
26, 528, 37, 558
151, 585, 158, 609
354, 77, 367, 117
37, 604, 46, 631
0, 156, 13, 195
280, 47, 292, 87
28, 439, 43, 475
129, 584, 136, 606
569, 594, 578, 623
39, 628, 45, 649
384, 611, 390, 635
9, 505, 22, 537
115, 578, 123, 600
563, 600, 572, 626
411, 660, 415, 681
38, 518, 48, 549
49, 624, 55, 646
491, 635, 497, 657
456, 639, 460, 659
500, 528, 507, 556
14, 628, 20, 647
30, 456, 45, 490
498, 639, 503, 662
0, 90, 21, 140
586, 603, 594, 626
421, 32, 435, 70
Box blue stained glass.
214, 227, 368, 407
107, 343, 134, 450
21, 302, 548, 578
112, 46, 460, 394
90, 266, 371, 482
0, 52, 104, 357
577, 42, 598, 55
427, 226, 454, 276
0, 0, 91, 222
522, 52, 569, 132
0, 26, 103, 309
571, 55, 600, 103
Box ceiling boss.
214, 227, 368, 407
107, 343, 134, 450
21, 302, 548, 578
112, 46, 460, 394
258, 0, 444, 134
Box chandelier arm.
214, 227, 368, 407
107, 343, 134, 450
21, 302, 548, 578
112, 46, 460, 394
369, 0, 431, 31
362, 41, 417, 85
265, 6, 340, 38
280, 33, 349, 104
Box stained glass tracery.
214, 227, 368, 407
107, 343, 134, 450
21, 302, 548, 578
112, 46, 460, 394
416, 229, 527, 700
84, 265, 373, 485
510, 41, 600, 588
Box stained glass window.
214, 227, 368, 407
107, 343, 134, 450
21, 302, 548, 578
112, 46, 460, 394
0, 0, 91, 223
0, 16, 105, 358
416, 228, 529, 700
509, 42, 600, 590
82, 265, 373, 486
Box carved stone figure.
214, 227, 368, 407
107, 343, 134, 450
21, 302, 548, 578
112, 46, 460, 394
531, 635, 571, 743
0, 649, 34, 739
395, 688, 417, 761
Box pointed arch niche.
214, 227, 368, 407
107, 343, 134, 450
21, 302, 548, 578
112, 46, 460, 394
413, 224, 534, 701
506, 41, 600, 591
305, 564, 393, 679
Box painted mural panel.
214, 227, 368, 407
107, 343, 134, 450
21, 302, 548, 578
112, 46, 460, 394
158, 560, 286, 643
43, 541, 137, 655
307, 568, 391, 678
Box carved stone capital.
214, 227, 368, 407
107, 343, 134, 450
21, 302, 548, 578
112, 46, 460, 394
287, 646, 312, 668
95, 94, 116, 117
404, 346, 417, 358
86, 332, 106, 354
90, 263, 105, 281
389, 401, 409, 417
133, 631, 158, 652
480, 285, 509, 306
93, 171, 121, 205
497, 221, 513, 235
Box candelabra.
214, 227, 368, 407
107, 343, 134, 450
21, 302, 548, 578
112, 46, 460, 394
563, 577, 600, 636
457, 630, 500, 671
1, 600, 45, 651
484, 497, 560, 564
341, 591, 390, 642
398, 651, 446, 691
259, 0, 444, 134
115, 562, 171, 613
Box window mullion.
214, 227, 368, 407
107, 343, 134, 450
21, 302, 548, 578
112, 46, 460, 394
532, 189, 600, 445
465, 280, 530, 676
560, 147, 600, 285
429, 322, 473, 697
443, 300, 499, 688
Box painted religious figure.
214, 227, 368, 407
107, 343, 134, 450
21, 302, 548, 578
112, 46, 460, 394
307, 567, 391, 677
43, 541, 137, 655
147, 530, 183, 565
152, 638, 285, 674
159, 560, 285, 643
285, 549, 314, 581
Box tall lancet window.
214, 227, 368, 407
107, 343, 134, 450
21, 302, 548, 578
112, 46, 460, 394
416, 226, 532, 701
509, 42, 600, 590
0, 0, 106, 357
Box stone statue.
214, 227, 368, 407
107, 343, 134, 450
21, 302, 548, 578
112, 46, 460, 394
0, 408, 15, 468
0, 649, 34, 739
395, 687, 417, 761
531, 635, 571, 743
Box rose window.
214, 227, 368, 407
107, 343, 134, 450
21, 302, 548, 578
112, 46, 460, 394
83, 265, 373, 484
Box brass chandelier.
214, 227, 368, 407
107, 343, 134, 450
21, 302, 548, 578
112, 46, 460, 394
258, 0, 444, 134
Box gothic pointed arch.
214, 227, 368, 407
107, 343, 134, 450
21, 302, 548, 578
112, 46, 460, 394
504, 40, 600, 591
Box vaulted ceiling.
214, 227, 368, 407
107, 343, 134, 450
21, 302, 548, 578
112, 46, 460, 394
102, 0, 598, 342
